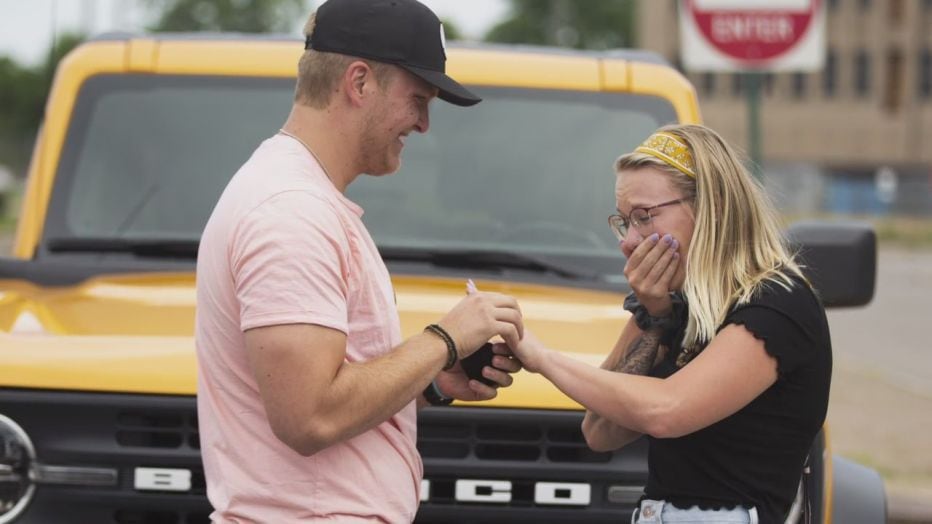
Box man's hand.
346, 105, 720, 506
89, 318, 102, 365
436, 291, 524, 357
434, 344, 523, 401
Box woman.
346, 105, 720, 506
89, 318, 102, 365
506, 124, 831, 524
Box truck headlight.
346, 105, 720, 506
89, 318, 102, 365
0, 414, 36, 523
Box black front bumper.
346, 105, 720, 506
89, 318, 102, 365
0, 390, 647, 523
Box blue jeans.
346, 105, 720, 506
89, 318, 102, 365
631, 499, 759, 523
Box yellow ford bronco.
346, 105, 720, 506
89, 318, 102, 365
0, 34, 884, 523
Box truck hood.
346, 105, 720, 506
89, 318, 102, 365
0, 272, 629, 409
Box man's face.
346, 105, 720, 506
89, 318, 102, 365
359, 67, 437, 176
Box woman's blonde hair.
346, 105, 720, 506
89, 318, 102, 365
294, 13, 389, 108
615, 124, 806, 349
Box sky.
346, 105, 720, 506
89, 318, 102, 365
0, 0, 510, 67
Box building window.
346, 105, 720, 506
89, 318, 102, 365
889, 0, 905, 24
921, 50, 932, 99
732, 73, 744, 96
792, 73, 807, 98
672, 55, 684, 73
823, 49, 837, 97
762, 73, 775, 96
884, 49, 903, 112
701, 73, 716, 96
855, 50, 871, 97
730, 73, 773, 97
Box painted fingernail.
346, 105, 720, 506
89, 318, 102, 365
671, 239, 679, 250
648, 233, 660, 242
662, 234, 672, 244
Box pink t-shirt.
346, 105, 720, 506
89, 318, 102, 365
195, 135, 421, 523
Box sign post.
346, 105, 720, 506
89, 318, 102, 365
679, 0, 825, 177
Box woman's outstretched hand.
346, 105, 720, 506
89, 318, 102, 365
494, 329, 549, 374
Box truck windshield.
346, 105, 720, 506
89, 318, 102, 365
43, 74, 677, 285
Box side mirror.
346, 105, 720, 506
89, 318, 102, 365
787, 221, 876, 308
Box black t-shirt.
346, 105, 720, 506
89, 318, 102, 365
644, 275, 832, 524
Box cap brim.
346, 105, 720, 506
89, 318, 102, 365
401, 64, 481, 107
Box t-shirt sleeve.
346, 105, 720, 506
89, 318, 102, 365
722, 279, 823, 376
230, 190, 350, 334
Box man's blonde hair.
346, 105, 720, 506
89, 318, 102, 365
295, 12, 391, 108
615, 124, 806, 349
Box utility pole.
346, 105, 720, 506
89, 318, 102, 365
745, 71, 763, 180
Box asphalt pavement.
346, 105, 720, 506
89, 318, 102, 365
826, 247, 932, 523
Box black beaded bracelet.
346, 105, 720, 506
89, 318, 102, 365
424, 324, 458, 370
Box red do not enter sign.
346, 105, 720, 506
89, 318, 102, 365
681, 0, 824, 70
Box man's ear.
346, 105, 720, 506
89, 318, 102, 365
342, 61, 374, 107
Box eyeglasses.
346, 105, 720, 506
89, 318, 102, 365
608, 198, 688, 241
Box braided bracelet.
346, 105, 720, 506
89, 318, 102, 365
622, 293, 684, 332
424, 324, 458, 370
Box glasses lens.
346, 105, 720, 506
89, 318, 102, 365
608, 215, 627, 240
631, 208, 651, 228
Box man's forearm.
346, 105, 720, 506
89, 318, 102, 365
291, 333, 448, 455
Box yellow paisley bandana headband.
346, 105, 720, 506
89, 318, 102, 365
635, 132, 697, 179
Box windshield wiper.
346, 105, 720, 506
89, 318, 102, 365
379, 246, 596, 280
45, 237, 199, 259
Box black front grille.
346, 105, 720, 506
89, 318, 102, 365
0, 390, 647, 523
113, 509, 210, 524
115, 410, 199, 450
418, 407, 630, 465
113, 510, 178, 524
0, 390, 209, 524
416, 407, 648, 522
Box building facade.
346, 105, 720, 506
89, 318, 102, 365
637, 0, 932, 214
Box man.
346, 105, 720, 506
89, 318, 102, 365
194, 0, 524, 521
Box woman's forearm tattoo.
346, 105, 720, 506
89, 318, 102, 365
614, 329, 662, 376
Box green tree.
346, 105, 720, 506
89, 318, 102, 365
0, 33, 84, 176
440, 18, 463, 41
146, 0, 306, 33
484, 0, 636, 50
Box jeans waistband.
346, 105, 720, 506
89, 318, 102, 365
631, 499, 759, 523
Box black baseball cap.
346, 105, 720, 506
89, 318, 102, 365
306, 0, 481, 107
